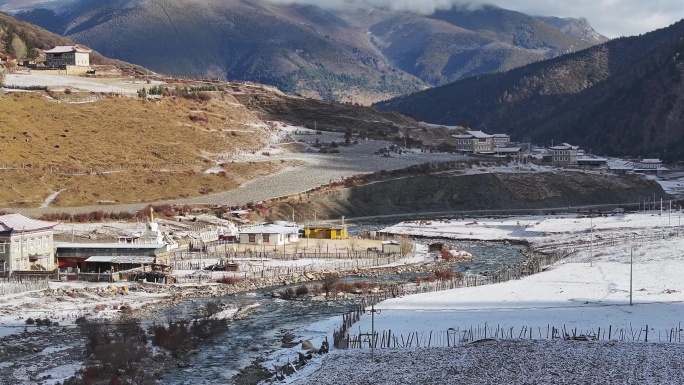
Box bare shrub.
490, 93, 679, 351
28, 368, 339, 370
440, 248, 453, 261
321, 274, 339, 297
217, 276, 243, 285
435, 269, 455, 281
295, 285, 309, 296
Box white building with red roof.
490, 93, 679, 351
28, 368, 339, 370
0, 214, 58, 272
44, 45, 92, 67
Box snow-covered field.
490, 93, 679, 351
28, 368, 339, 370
0, 281, 170, 337
262, 211, 684, 384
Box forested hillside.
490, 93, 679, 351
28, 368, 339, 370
375, 20, 684, 160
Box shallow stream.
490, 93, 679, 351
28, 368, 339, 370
156, 239, 526, 384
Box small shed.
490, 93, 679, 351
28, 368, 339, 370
428, 242, 444, 252
382, 240, 401, 254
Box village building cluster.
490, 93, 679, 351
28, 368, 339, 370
0, 211, 353, 280
451, 129, 667, 174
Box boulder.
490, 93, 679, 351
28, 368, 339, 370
301, 340, 315, 350
305, 273, 315, 280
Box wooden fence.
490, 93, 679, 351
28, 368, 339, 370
344, 322, 684, 349
169, 251, 402, 274
0, 279, 49, 295
333, 250, 570, 349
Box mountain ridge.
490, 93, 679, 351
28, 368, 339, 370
6, 0, 607, 103
374, 20, 684, 160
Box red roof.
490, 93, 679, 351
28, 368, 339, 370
43, 45, 92, 54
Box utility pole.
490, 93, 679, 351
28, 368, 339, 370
590, 215, 594, 267
630, 248, 633, 306
366, 303, 382, 360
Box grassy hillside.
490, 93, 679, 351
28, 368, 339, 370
0, 91, 285, 207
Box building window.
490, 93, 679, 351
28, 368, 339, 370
44, 236, 49, 247
263, 234, 270, 243
30, 239, 34, 250
248, 234, 256, 243
0, 244, 4, 253
37, 237, 42, 248
13, 240, 19, 252
23, 240, 27, 251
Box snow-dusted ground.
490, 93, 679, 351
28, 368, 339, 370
261, 211, 684, 384
0, 281, 170, 337
3, 73, 160, 95
291, 340, 684, 385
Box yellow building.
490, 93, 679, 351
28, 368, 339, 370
304, 225, 348, 240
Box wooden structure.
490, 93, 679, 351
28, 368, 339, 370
56, 242, 169, 272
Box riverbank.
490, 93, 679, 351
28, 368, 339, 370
257, 210, 684, 384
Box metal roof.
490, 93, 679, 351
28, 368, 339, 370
0, 214, 58, 233
549, 143, 579, 150
43, 45, 92, 54
85, 256, 155, 264
56, 242, 165, 249
240, 225, 300, 235
466, 130, 493, 139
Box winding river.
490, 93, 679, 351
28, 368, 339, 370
155, 239, 526, 384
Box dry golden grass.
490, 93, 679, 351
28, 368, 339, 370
0, 92, 303, 207
0, 92, 268, 169
0, 160, 295, 207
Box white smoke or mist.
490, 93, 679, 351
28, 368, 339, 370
265, 0, 484, 14
1, 0, 681, 38
263, 0, 684, 38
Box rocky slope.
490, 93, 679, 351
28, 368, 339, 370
266, 171, 667, 219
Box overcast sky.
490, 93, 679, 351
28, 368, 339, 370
267, 0, 683, 38
1, 0, 682, 38
490, 0, 683, 38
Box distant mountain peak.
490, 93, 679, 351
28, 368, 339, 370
536, 16, 609, 44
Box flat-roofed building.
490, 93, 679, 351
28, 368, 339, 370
44, 45, 91, 67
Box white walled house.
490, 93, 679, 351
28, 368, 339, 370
549, 143, 579, 166
239, 224, 300, 246
0, 214, 58, 272
44, 45, 91, 67
453, 131, 510, 154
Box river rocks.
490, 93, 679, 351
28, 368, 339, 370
301, 340, 315, 350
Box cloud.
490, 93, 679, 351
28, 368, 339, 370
490, 0, 684, 38
264, 0, 684, 38
264, 0, 476, 14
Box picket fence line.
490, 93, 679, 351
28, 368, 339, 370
344, 322, 684, 349
0, 279, 49, 295
333, 249, 570, 349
